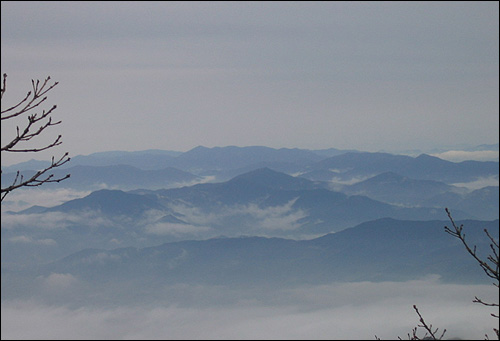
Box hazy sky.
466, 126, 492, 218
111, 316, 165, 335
1, 1, 499, 165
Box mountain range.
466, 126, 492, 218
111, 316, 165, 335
4, 168, 477, 252
339, 171, 499, 219
2, 218, 497, 307
4, 165, 496, 273
301, 152, 499, 184
1, 145, 498, 305
3, 145, 498, 188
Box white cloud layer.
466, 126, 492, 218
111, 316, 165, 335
41, 273, 78, 290
452, 175, 499, 190
431, 150, 499, 162
1, 210, 116, 230
2, 279, 498, 340
7, 235, 56, 246
168, 199, 307, 233
1, 188, 91, 213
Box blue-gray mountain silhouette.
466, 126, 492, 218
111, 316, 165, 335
5, 218, 494, 306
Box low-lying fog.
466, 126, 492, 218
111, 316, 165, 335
2, 277, 498, 340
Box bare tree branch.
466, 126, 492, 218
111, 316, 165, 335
1, 73, 70, 201
381, 210, 500, 340
412, 305, 446, 340
444, 208, 499, 282
1, 74, 58, 120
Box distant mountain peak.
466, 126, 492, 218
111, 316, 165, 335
228, 167, 318, 191
415, 153, 451, 164
416, 153, 439, 160
189, 145, 211, 152
229, 167, 294, 183
46, 188, 164, 216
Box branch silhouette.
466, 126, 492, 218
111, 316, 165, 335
1, 73, 70, 201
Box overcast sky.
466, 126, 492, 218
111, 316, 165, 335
1, 1, 498, 165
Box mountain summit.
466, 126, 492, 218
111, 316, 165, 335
228, 167, 319, 191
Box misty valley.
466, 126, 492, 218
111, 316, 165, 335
2, 145, 499, 339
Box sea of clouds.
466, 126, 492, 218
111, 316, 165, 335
2, 277, 498, 340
